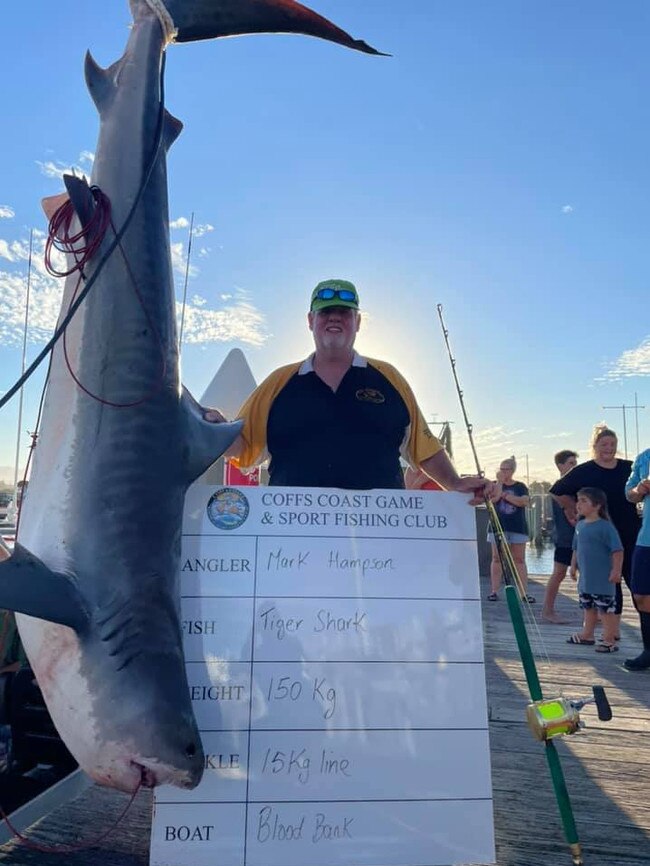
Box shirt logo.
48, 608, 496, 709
356, 388, 385, 404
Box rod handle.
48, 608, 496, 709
593, 685, 612, 721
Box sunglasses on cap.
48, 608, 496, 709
314, 288, 358, 302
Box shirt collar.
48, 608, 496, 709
299, 351, 367, 375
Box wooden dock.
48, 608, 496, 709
1, 572, 648, 865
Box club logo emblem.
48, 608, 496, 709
207, 488, 250, 530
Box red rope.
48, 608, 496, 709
0, 772, 143, 854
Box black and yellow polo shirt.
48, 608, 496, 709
230, 353, 442, 490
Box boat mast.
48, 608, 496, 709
12, 229, 33, 496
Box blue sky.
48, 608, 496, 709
2, 0, 650, 485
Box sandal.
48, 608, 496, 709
595, 643, 619, 653
567, 634, 595, 645
487, 592, 498, 601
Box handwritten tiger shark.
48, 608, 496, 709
0, 0, 381, 793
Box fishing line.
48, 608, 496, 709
0, 51, 169, 414
436, 304, 552, 670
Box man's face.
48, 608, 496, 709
308, 306, 360, 352
557, 455, 577, 476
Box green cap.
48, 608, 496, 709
310, 279, 360, 312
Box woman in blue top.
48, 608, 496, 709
567, 487, 623, 653
624, 448, 650, 669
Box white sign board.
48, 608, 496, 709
151, 487, 495, 866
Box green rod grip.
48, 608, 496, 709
504, 585, 543, 700
545, 740, 581, 850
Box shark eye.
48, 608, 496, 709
186, 742, 197, 758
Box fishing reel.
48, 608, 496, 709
527, 686, 612, 742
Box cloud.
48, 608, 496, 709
179, 292, 268, 347
450, 424, 529, 474
36, 150, 94, 181
562, 205, 574, 214
0, 225, 268, 350
170, 217, 190, 230
171, 241, 198, 278
193, 223, 214, 238
599, 337, 650, 381
0, 206, 15, 219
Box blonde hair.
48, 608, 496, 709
590, 423, 617, 457
500, 455, 516, 471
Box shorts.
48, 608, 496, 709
554, 546, 573, 566
579, 592, 616, 614
631, 545, 650, 596
487, 531, 528, 545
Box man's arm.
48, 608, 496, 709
419, 451, 495, 505
551, 493, 577, 525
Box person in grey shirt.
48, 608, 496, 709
566, 488, 623, 652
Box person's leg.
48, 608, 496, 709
611, 583, 622, 641
598, 605, 619, 650
579, 606, 598, 642
542, 551, 570, 622
623, 547, 650, 669
510, 542, 529, 598
489, 542, 502, 596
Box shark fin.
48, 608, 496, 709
163, 109, 184, 151
0, 543, 90, 634
63, 174, 98, 239
84, 50, 121, 113
42, 192, 70, 222
158, 0, 387, 55
180, 386, 243, 484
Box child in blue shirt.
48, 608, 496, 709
567, 487, 623, 653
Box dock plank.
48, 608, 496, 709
0, 573, 648, 865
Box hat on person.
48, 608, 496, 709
310, 279, 360, 312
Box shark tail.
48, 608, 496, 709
135, 0, 387, 55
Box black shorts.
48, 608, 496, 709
554, 546, 573, 566
631, 546, 650, 596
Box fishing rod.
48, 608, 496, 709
436, 303, 612, 866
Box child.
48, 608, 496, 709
567, 487, 623, 652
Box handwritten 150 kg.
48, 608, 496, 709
266, 675, 336, 719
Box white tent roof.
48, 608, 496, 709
200, 348, 257, 419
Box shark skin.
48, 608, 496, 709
0, 0, 381, 795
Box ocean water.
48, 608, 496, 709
526, 543, 555, 575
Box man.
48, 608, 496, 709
624, 448, 650, 670
541, 449, 578, 623
210, 279, 491, 499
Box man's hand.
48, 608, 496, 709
453, 476, 497, 506
569, 567, 578, 581
563, 506, 577, 526
204, 408, 227, 423
609, 571, 622, 584
636, 480, 650, 498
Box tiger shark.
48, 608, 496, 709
0, 0, 381, 793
